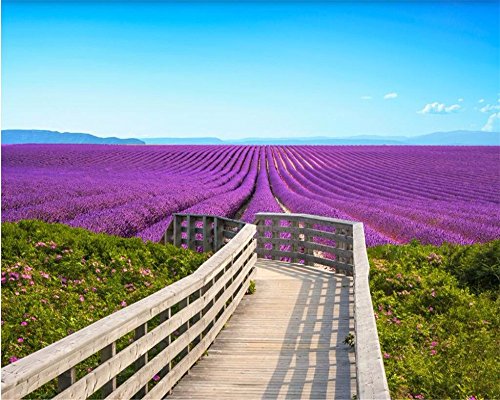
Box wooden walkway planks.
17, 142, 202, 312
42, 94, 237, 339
168, 259, 356, 400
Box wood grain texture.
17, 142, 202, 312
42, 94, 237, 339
352, 223, 390, 399
168, 259, 356, 400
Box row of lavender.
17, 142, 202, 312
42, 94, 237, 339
2, 144, 499, 246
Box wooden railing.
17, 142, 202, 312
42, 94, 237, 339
163, 214, 246, 253
255, 213, 390, 400
1, 221, 257, 400
255, 212, 354, 275
2, 212, 389, 400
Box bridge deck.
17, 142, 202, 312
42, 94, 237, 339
169, 259, 356, 399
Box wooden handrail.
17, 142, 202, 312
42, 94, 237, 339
1, 223, 257, 400
163, 214, 246, 253
2, 212, 389, 400
254, 212, 390, 399
254, 212, 354, 275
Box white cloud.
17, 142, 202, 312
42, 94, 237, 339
418, 102, 462, 114
383, 92, 398, 100
479, 104, 500, 113
360, 96, 372, 100
478, 99, 485, 103
481, 112, 500, 132
458, 98, 464, 102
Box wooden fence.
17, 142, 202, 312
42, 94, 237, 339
255, 212, 354, 275
1, 221, 257, 400
163, 214, 246, 253
1, 212, 389, 399
255, 213, 390, 399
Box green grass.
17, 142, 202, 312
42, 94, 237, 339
1, 220, 209, 368
368, 240, 500, 400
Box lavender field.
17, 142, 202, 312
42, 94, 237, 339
2, 145, 499, 246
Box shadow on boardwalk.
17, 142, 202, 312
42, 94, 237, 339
169, 259, 355, 399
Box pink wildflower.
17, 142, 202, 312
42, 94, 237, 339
17, 337, 24, 343
9, 356, 19, 363
428, 306, 433, 312
383, 352, 391, 359
430, 349, 437, 356
79, 295, 85, 302
20, 321, 28, 326
120, 300, 127, 307
153, 374, 160, 382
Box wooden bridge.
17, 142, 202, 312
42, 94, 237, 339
1, 213, 389, 399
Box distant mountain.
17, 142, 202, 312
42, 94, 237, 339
404, 130, 500, 146
143, 137, 223, 145
229, 136, 403, 145
2, 129, 498, 146
1, 130, 145, 145
228, 131, 500, 146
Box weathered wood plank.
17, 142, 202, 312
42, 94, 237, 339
168, 260, 355, 400
352, 223, 390, 399
255, 212, 354, 229
256, 225, 353, 243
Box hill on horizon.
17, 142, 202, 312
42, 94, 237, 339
2, 129, 499, 146
1, 130, 145, 145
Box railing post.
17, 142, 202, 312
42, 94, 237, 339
57, 367, 76, 393
290, 219, 299, 263
173, 215, 182, 247
271, 217, 277, 261
304, 222, 313, 266
134, 323, 148, 397
101, 342, 117, 397
213, 217, 220, 251
202, 216, 211, 252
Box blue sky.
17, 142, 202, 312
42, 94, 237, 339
2, 1, 499, 139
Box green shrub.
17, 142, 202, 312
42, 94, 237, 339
1, 220, 209, 369
368, 241, 500, 400
246, 279, 256, 295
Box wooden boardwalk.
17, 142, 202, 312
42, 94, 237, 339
169, 259, 356, 399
